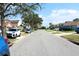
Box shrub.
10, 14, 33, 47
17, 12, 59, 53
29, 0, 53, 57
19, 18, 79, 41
40, 26, 46, 29
59, 26, 74, 31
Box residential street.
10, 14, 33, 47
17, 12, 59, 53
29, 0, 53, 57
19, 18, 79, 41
10, 30, 79, 56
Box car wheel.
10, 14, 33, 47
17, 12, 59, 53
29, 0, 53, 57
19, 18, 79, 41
12, 34, 16, 38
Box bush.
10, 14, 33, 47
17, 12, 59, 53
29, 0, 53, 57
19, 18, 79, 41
40, 26, 46, 29
59, 26, 74, 31
49, 26, 55, 30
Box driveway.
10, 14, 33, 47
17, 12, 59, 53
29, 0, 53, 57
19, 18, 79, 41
10, 30, 79, 56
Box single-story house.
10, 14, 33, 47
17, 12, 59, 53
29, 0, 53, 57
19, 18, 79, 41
64, 21, 79, 27
63, 21, 79, 30
0, 19, 22, 29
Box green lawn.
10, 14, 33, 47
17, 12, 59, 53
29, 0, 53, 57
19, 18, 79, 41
52, 31, 62, 34
46, 30, 55, 32
46, 30, 62, 34
62, 34, 79, 43
46, 29, 74, 34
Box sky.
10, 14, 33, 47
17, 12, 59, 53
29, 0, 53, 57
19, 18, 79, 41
8, 3, 79, 27
36, 3, 79, 27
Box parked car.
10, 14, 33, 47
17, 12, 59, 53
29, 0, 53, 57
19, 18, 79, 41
75, 27, 79, 33
24, 25, 31, 33
6, 28, 21, 38
0, 35, 10, 56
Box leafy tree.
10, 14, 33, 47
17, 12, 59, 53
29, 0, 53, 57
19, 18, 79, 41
73, 18, 79, 21
58, 23, 64, 27
23, 13, 43, 30
0, 3, 40, 36
40, 26, 46, 29
49, 23, 55, 30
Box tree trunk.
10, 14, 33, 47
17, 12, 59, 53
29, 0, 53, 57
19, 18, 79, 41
1, 14, 6, 37
0, 4, 6, 37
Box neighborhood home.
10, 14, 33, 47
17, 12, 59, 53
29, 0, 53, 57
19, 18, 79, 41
0, 19, 22, 29
63, 21, 79, 29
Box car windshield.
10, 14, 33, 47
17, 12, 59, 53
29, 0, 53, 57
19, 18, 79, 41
9, 29, 17, 31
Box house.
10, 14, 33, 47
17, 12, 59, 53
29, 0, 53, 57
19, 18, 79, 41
64, 21, 79, 27
5, 20, 22, 28
0, 19, 22, 29
63, 21, 79, 30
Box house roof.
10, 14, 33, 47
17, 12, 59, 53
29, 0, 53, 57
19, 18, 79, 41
0, 19, 19, 23
5, 20, 19, 23
0, 20, 20, 27
64, 21, 79, 26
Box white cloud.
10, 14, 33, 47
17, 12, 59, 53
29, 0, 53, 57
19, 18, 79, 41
40, 9, 79, 27
39, 15, 46, 19
51, 9, 79, 17
52, 9, 77, 14
67, 10, 77, 14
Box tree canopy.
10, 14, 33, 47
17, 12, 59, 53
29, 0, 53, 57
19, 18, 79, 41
0, 3, 41, 36
23, 13, 43, 30
73, 18, 79, 21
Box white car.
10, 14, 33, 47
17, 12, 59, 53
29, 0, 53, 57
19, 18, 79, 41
24, 25, 31, 33
6, 28, 21, 38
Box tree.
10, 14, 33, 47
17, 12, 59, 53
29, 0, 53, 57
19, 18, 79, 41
73, 18, 79, 21
0, 3, 41, 36
49, 23, 55, 30
58, 23, 64, 27
23, 13, 43, 30
40, 26, 46, 29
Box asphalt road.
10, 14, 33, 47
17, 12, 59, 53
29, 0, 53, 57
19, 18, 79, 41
10, 30, 79, 56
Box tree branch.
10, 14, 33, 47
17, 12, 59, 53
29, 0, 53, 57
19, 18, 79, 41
4, 13, 16, 17
4, 3, 16, 13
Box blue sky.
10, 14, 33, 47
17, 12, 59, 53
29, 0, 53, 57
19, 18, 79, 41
8, 3, 79, 27
38, 3, 79, 16
36, 3, 79, 27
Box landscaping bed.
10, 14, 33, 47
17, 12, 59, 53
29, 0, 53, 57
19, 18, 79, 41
8, 37, 17, 47
8, 39, 14, 47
